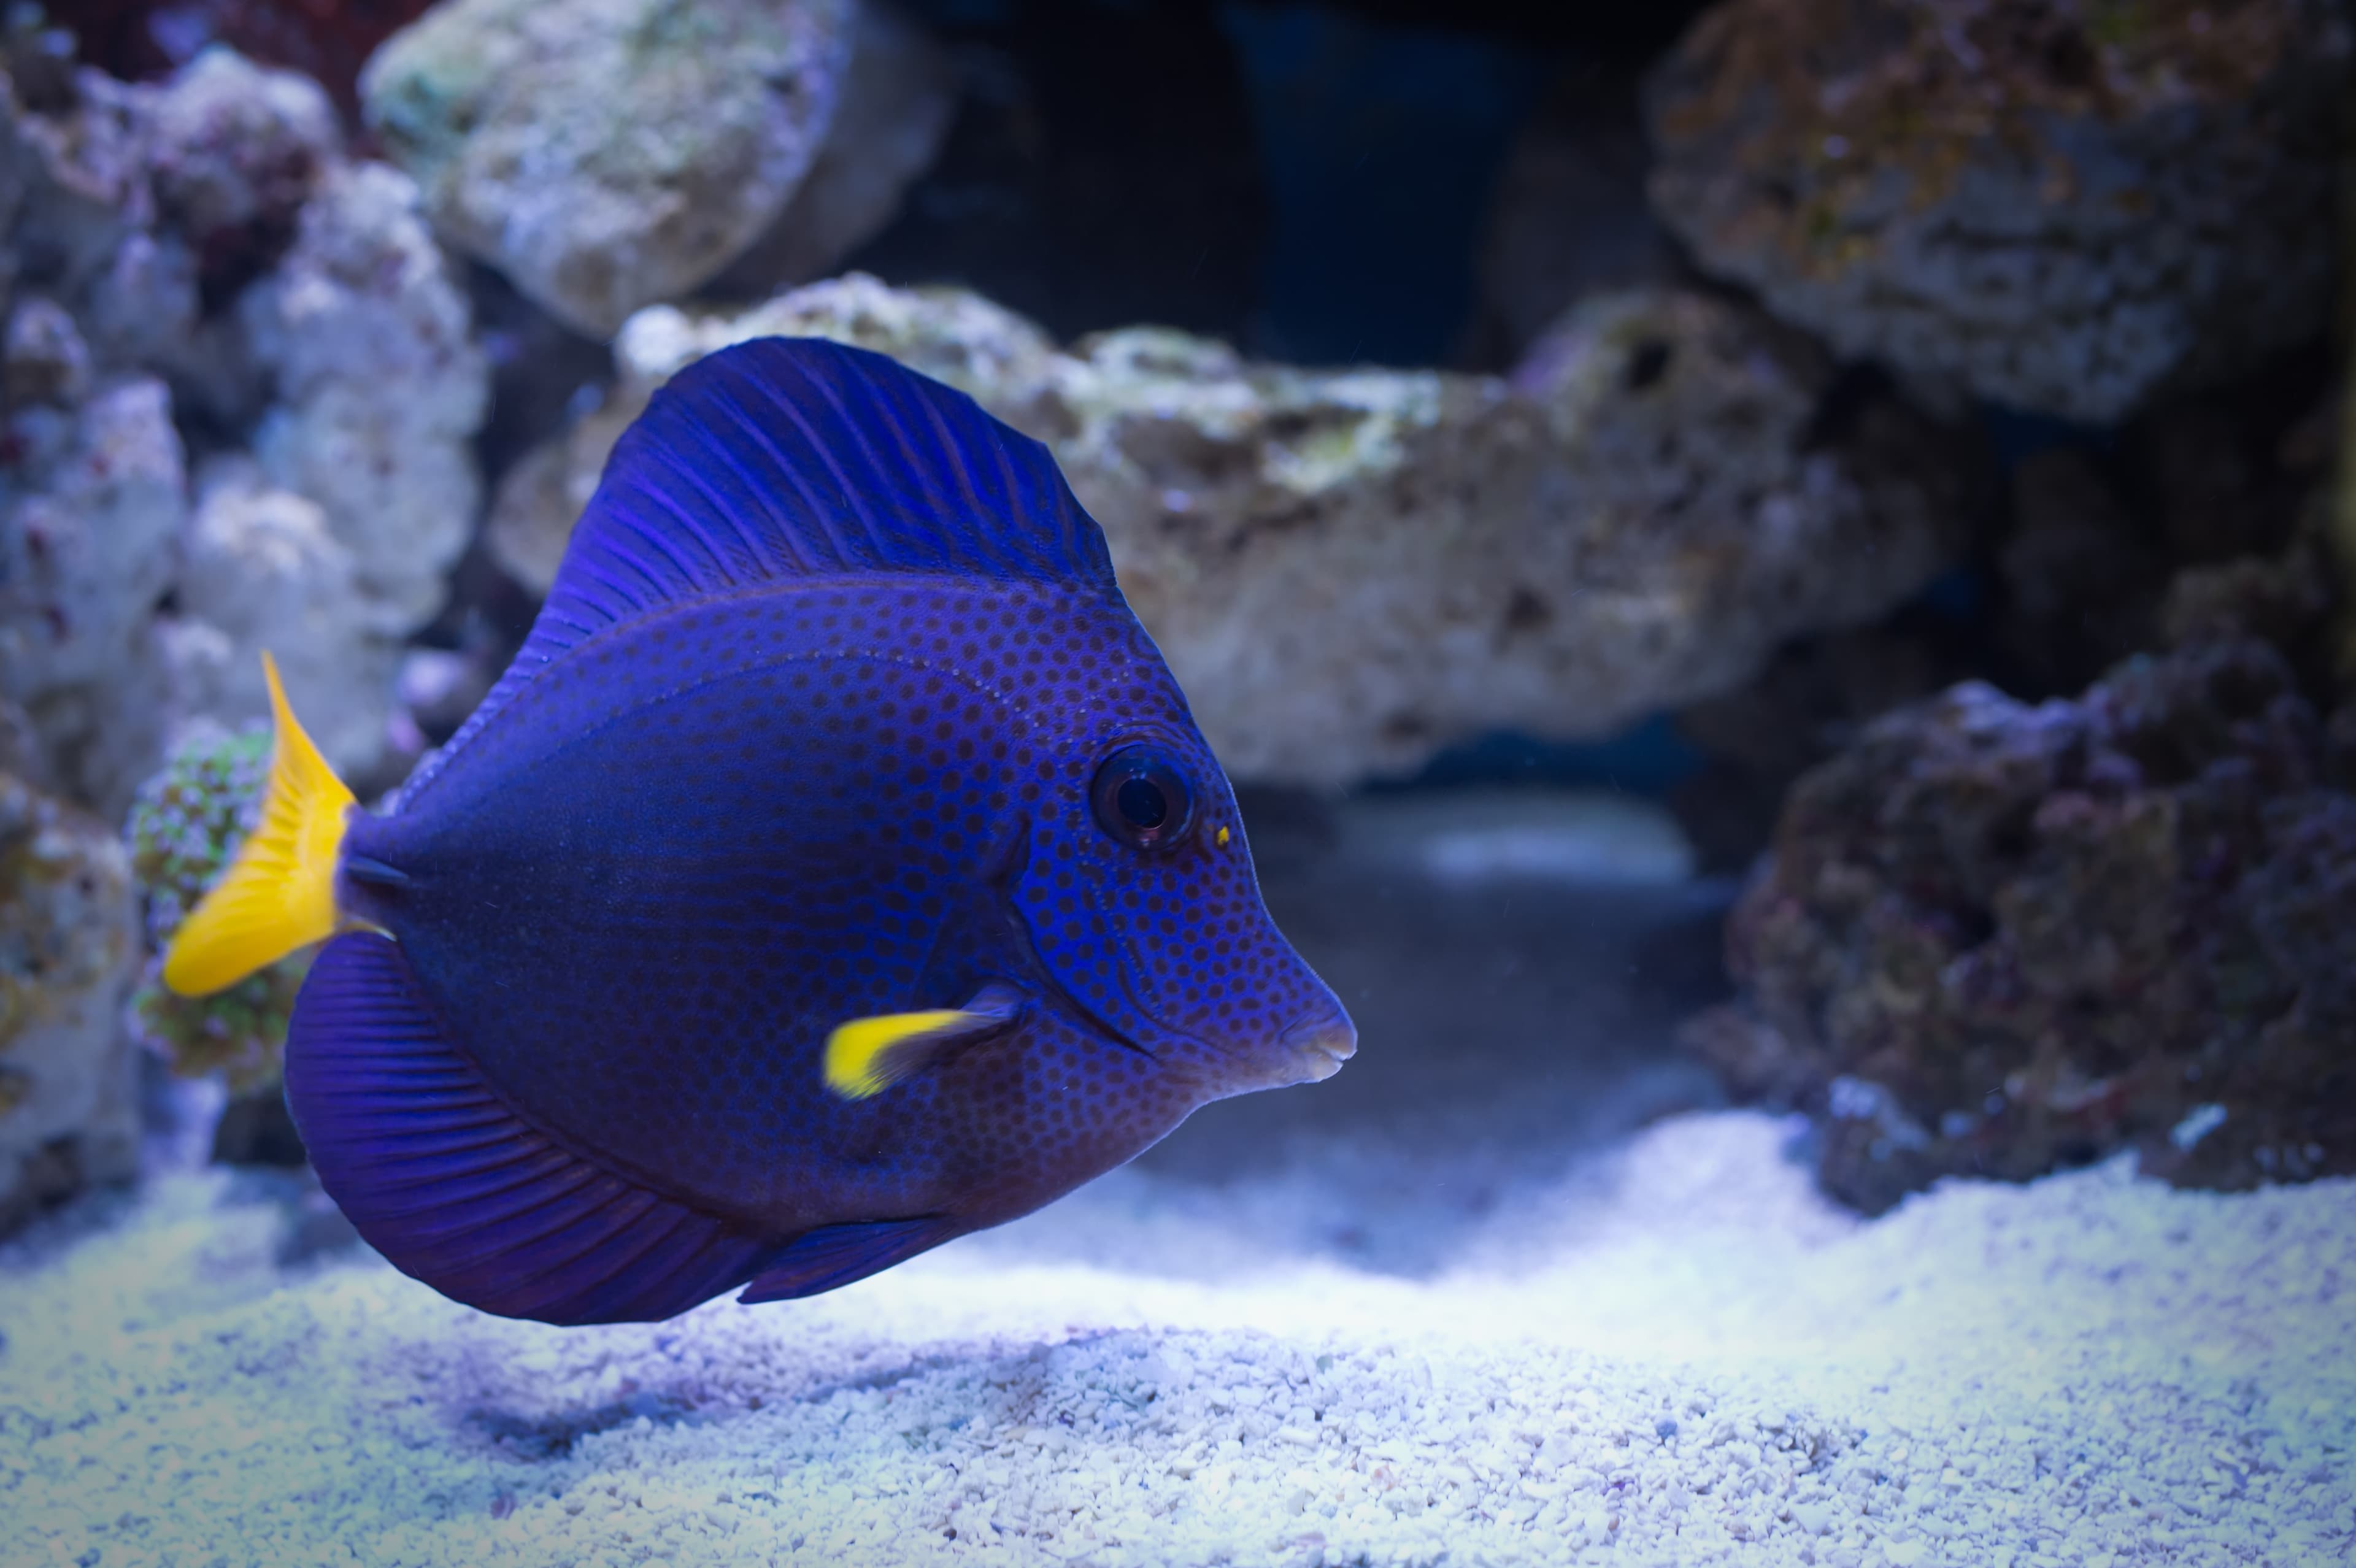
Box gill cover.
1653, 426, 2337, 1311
161, 653, 354, 997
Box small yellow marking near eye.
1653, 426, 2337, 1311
1216, 825, 1231, 848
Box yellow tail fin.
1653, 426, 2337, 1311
162, 653, 355, 997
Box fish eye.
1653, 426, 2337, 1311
1089, 745, 1195, 851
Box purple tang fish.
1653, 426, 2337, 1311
161, 337, 1355, 1325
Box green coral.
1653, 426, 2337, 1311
124, 729, 311, 1093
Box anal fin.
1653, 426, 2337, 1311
737, 1217, 960, 1304
285, 932, 781, 1326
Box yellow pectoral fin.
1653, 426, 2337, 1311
161, 653, 356, 997
825, 1010, 980, 1101
823, 986, 1025, 1101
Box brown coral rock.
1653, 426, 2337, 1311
1646, 0, 2352, 423
1692, 636, 2356, 1212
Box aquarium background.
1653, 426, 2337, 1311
4, 1, 2353, 1564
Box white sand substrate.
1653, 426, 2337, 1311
2, 1105, 2350, 1568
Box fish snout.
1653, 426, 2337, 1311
1280, 1004, 1357, 1083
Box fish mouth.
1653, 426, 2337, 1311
1280, 1010, 1357, 1083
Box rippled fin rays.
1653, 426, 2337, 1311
404, 336, 1122, 805
737, 1217, 960, 1302
285, 932, 785, 1326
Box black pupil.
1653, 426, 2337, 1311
1115, 775, 1168, 829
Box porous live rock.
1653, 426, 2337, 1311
492, 274, 1969, 785
159, 458, 400, 777
0, 363, 185, 816
0, 769, 139, 1238
0, 698, 53, 796
1645, 0, 2352, 423
8, 58, 151, 310
28, 46, 342, 425
362, 0, 856, 338
67, 0, 438, 117
143, 45, 338, 308
239, 159, 487, 630
2, 294, 90, 405
1687, 636, 2356, 1213
0, 44, 486, 809
1672, 399, 2340, 873
2156, 532, 2337, 653
483, 388, 639, 598
709, 0, 957, 298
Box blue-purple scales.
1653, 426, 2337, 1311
277, 337, 1355, 1325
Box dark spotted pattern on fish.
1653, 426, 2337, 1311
280, 337, 1353, 1324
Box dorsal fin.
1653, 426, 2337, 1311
406, 337, 1117, 804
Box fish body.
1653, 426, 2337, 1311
341, 578, 1268, 1230
164, 339, 1353, 1324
